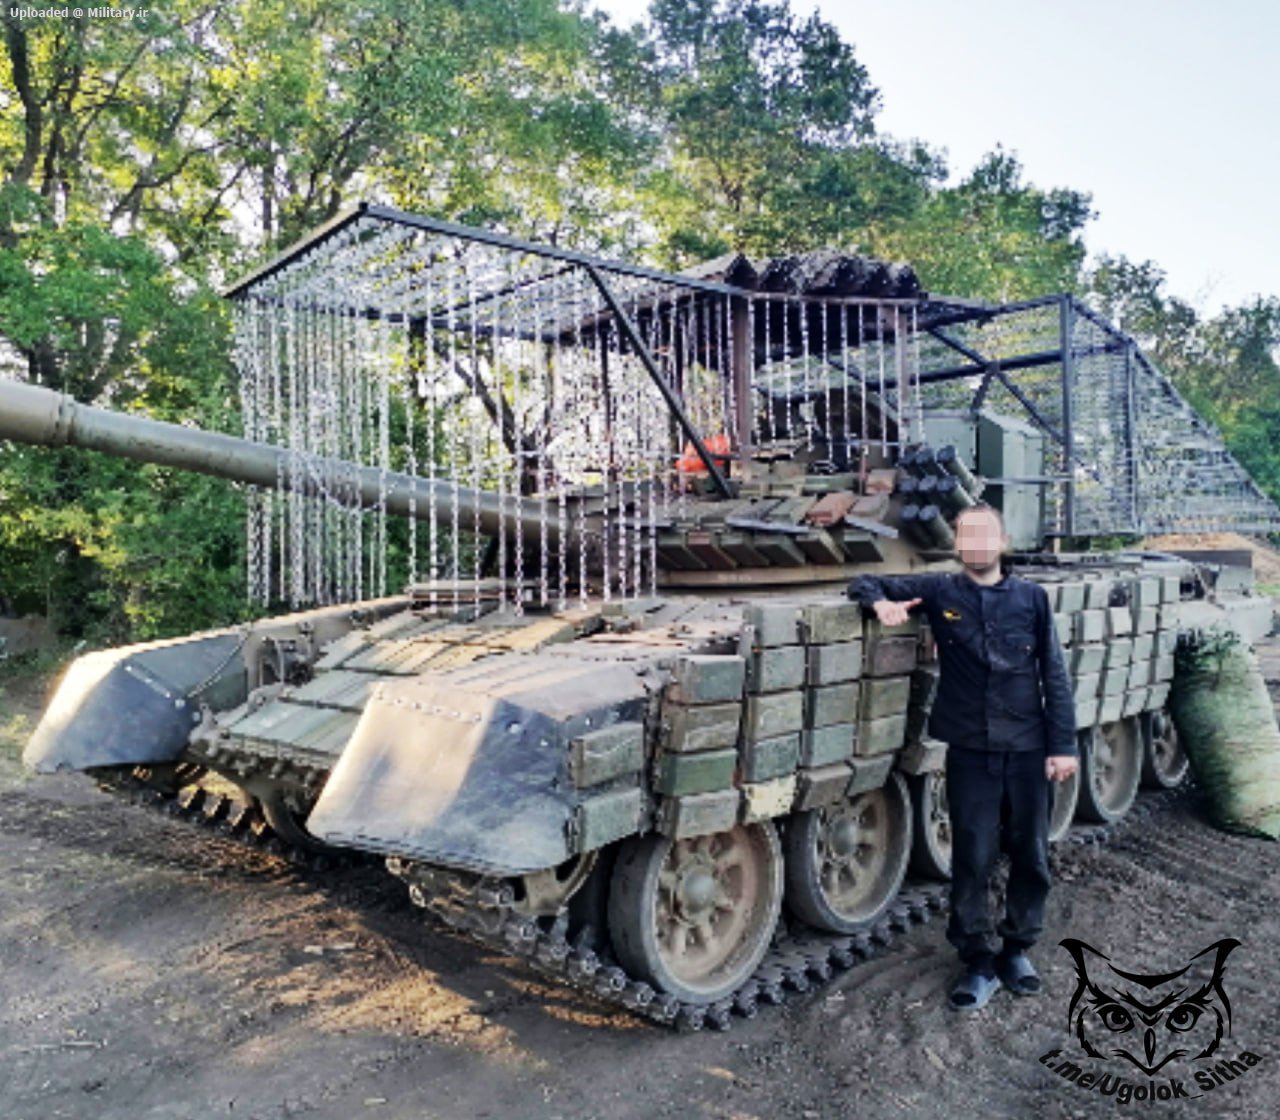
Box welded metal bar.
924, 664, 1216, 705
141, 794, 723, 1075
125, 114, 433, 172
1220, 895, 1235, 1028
731, 298, 754, 458
1124, 342, 1140, 531
220, 206, 371, 298
369, 205, 744, 296
1059, 296, 1076, 536
992, 366, 1069, 451
584, 264, 734, 498
927, 326, 989, 367
225, 203, 749, 301
911, 342, 1124, 385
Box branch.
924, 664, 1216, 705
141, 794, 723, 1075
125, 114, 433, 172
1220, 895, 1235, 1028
2, 14, 43, 188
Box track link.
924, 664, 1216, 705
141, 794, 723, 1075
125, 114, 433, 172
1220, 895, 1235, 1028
94, 765, 1187, 1032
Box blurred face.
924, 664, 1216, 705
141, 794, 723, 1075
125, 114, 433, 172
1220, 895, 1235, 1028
955, 509, 1006, 573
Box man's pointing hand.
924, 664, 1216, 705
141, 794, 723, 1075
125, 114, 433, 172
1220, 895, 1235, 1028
872, 598, 922, 627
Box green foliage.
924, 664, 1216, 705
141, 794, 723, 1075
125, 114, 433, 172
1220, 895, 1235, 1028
869, 149, 1093, 301
621, 0, 940, 261
0, 441, 254, 642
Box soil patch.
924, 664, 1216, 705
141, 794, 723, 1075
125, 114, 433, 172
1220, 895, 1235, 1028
1, 649, 1278, 1120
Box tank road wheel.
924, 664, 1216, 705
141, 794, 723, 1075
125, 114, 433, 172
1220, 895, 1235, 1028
1048, 765, 1080, 842
1140, 708, 1189, 789
1077, 719, 1142, 824
784, 773, 913, 933
608, 823, 783, 1005
908, 770, 951, 880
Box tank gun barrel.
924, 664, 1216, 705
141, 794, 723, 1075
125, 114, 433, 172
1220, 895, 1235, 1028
0, 380, 559, 543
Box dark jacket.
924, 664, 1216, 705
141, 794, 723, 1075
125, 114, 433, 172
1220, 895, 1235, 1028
847, 568, 1077, 756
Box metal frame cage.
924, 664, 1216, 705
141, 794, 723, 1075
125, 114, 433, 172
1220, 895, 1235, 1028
226, 202, 1280, 608
913, 295, 1280, 540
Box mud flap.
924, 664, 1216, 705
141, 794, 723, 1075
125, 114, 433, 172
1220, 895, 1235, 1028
307, 656, 650, 875
24, 633, 247, 773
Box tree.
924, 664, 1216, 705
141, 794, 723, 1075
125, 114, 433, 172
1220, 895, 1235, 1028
613, 0, 938, 262
870, 149, 1093, 302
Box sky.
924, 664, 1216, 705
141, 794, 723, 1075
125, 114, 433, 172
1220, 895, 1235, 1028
592, 0, 1279, 315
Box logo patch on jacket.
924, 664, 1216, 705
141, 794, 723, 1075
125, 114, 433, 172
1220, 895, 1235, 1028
943, 608, 962, 622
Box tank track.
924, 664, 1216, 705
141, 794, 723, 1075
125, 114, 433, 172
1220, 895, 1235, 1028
92, 764, 1189, 1032
91, 768, 368, 872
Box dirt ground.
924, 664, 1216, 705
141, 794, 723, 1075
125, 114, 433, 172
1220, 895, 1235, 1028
2, 652, 1280, 1120
1140, 532, 1280, 592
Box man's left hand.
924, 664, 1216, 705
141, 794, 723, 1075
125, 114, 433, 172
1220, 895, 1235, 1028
1046, 755, 1079, 782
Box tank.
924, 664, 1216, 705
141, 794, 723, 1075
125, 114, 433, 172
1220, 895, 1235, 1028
6, 203, 1279, 1026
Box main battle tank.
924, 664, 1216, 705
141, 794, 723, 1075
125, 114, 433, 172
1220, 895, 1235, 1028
5, 204, 1278, 1025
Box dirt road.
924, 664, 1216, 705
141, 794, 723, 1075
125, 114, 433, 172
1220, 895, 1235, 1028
2, 652, 1278, 1120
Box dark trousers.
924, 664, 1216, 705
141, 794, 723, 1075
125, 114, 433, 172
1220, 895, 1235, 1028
944, 745, 1052, 970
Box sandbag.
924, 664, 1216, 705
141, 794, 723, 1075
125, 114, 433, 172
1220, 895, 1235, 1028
1170, 630, 1280, 839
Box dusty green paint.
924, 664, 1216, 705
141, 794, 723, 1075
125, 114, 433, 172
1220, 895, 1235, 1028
1074, 696, 1099, 730
743, 603, 800, 647
855, 712, 907, 756
574, 787, 644, 851
897, 738, 946, 775
807, 681, 860, 729
570, 722, 644, 788
801, 602, 862, 645
1127, 661, 1151, 690
746, 645, 807, 693
1056, 582, 1087, 613
1072, 643, 1107, 675
800, 722, 855, 767
1073, 672, 1100, 701
1104, 637, 1133, 669
740, 732, 800, 782
660, 789, 741, 839
743, 690, 805, 742
662, 701, 742, 753
1099, 693, 1125, 722
858, 675, 910, 721
1122, 687, 1148, 718
806, 641, 862, 686
1073, 610, 1105, 643
793, 762, 854, 810
1106, 606, 1134, 638
670, 655, 747, 705
657, 747, 738, 796
1085, 579, 1113, 609
1102, 665, 1129, 696
847, 754, 895, 796
864, 635, 917, 678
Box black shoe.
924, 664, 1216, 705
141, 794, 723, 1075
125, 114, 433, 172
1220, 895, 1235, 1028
996, 950, 1041, 996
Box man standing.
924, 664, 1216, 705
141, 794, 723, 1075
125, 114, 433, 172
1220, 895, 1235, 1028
847, 503, 1079, 1010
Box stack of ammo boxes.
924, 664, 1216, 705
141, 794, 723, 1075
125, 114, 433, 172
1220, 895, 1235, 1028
1049, 571, 1179, 730
653, 599, 922, 838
